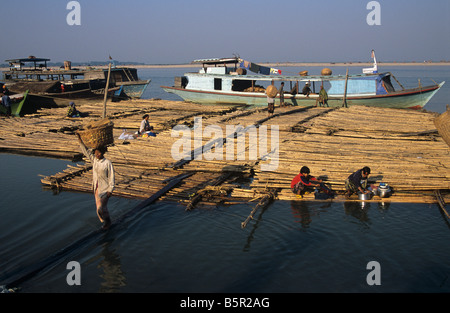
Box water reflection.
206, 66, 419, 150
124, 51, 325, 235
342, 201, 392, 228
343, 201, 371, 224
289, 201, 332, 228
242, 205, 270, 252
87, 236, 126, 293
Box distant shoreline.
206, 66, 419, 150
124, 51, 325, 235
1, 62, 449, 72
130, 62, 450, 69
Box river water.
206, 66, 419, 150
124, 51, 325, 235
1, 66, 449, 296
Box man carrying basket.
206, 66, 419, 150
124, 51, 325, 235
76, 133, 115, 229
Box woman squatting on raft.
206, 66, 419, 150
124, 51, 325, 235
77, 133, 115, 229
345, 166, 371, 198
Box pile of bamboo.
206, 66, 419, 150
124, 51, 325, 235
247, 106, 450, 203
26, 99, 252, 205
1, 97, 448, 206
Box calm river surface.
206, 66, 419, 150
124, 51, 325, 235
1, 66, 449, 295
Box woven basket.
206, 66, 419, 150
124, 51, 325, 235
321, 68, 332, 76
265, 85, 278, 98
77, 119, 114, 149
434, 109, 450, 148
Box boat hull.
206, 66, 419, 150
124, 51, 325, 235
116, 80, 151, 99
27, 87, 120, 108
0, 90, 29, 116
162, 82, 444, 110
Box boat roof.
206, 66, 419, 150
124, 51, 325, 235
192, 57, 240, 65
6, 57, 50, 63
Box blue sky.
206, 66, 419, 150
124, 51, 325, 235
1, 0, 449, 64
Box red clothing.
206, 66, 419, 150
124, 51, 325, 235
290, 173, 318, 189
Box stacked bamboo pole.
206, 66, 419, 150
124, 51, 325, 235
1, 98, 448, 206
246, 106, 450, 203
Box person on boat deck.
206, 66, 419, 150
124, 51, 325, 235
1, 93, 11, 117
77, 134, 115, 229
345, 166, 371, 198
279, 82, 285, 107
139, 114, 154, 134
302, 82, 312, 97
290, 82, 299, 95
291, 166, 333, 198
316, 85, 329, 107
67, 101, 81, 117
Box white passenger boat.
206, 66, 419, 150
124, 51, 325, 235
162, 55, 444, 109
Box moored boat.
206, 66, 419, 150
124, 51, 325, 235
113, 79, 151, 100
162, 55, 445, 110
2, 56, 150, 107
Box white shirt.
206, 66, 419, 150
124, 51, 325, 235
140, 119, 150, 133
80, 143, 115, 198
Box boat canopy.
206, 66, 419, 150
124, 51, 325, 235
5, 57, 50, 71
192, 57, 240, 66
6, 57, 51, 64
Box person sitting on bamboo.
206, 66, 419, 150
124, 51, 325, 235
291, 166, 334, 198
76, 133, 115, 229
139, 114, 155, 137
67, 101, 81, 118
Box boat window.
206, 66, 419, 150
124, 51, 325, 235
214, 78, 222, 90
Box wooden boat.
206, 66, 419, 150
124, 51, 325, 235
2, 57, 150, 107
0, 90, 29, 116
434, 107, 450, 147
113, 79, 151, 100
83, 67, 150, 99
162, 57, 444, 110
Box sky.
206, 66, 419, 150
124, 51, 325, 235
1, 0, 449, 64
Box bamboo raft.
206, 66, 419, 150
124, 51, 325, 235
0, 98, 449, 209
